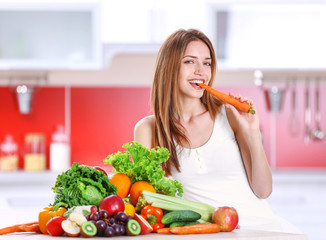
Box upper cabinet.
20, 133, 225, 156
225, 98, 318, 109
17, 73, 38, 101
1, 0, 325, 71
0, 1, 101, 70
208, 2, 326, 70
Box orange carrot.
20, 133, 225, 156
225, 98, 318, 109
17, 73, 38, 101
0, 221, 39, 235
19, 223, 40, 233
170, 223, 221, 235
0, 224, 24, 235
198, 83, 255, 114
157, 227, 172, 234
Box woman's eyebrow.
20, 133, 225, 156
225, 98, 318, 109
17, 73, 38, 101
183, 55, 211, 60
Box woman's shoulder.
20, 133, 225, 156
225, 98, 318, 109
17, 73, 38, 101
134, 115, 155, 149
135, 115, 155, 130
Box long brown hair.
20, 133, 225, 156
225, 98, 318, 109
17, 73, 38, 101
150, 29, 222, 175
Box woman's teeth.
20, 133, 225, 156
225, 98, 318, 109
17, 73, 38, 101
189, 80, 204, 84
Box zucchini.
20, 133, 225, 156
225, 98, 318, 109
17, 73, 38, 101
161, 210, 201, 225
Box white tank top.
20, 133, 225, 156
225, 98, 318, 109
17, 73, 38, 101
171, 105, 281, 231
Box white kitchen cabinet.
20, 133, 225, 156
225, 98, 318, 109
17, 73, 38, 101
0, 1, 102, 70
100, 0, 207, 44
208, 2, 326, 70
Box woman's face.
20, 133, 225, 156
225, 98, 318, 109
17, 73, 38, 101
178, 40, 212, 100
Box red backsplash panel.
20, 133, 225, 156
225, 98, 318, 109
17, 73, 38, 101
70, 87, 152, 172
1, 85, 325, 171
0, 87, 65, 169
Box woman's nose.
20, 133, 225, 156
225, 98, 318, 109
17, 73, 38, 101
194, 63, 204, 75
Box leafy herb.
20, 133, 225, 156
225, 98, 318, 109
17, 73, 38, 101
104, 141, 183, 197
52, 162, 117, 208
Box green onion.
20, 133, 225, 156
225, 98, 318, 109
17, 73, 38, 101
142, 190, 215, 222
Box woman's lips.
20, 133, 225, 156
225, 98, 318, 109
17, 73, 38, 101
188, 80, 204, 90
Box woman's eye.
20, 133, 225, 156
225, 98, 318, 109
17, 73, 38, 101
204, 62, 211, 66
184, 60, 194, 64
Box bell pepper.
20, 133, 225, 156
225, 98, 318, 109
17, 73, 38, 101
38, 202, 68, 234
141, 205, 165, 232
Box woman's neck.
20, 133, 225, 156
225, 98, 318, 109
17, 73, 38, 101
178, 98, 207, 123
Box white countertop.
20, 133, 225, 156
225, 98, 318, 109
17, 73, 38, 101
0, 230, 308, 240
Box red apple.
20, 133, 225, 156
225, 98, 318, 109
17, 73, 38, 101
212, 206, 239, 232
134, 213, 153, 235
61, 219, 80, 237
99, 195, 125, 216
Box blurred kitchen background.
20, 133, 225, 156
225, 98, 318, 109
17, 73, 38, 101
0, 0, 325, 239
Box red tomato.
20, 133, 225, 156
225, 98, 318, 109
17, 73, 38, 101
99, 195, 125, 216
46, 216, 66, 236
93, 166, 108, 176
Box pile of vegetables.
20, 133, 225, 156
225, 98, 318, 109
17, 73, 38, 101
52, 162, 117, 207
104, 141, 183, 197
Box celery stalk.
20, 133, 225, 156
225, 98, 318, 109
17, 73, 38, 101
142, 190, 215, 222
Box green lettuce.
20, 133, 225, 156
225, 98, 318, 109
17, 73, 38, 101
103, 141, 183, 197
52, 162, 117, 207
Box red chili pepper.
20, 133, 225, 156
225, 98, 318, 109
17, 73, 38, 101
141, 205, 165, 232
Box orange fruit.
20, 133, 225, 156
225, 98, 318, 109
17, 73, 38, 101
129, 181, 156, 206
124, 203, 136, 217
109, 173, 132, 199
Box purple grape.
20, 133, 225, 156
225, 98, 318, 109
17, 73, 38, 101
120, 224, 126, 235
90, 212, 100, 221
85, 214, 91, 221
111, 224, 120, 236
109, 217, 116, 225
90, 205, 97, 213
104, 226, 114, 237
126, 215, 134, 223
115, 212, 128, 223
90, 220, 96, 225
96, 230, 104, 236
96, 220, 107, 231
99, 209, 109, 219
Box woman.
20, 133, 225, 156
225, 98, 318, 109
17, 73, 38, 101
134, 29, 281, 231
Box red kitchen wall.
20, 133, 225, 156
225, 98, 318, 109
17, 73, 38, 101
0, 84, 325, 171
0, 87, 65, 169
70, 87, 152, 172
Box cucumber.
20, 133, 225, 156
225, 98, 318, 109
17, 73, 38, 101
184, 220, 200, 226
169, 222, 187, 227
161, 210, 201, 225
169, 220, 200, 227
